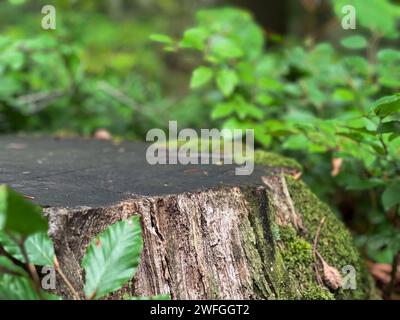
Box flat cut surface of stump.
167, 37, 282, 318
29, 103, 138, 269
0, 135, 267, 207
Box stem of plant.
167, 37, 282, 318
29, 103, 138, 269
0, 242, 30, 273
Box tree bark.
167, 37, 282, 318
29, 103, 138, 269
45, 185, 278, 299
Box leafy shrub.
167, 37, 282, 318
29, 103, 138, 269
151, 5, 400, 264
0, 0, 209, 137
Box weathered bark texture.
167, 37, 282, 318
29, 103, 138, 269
0, 136, 375, 299
44, 174, 375, 300
45, 186, 277, 299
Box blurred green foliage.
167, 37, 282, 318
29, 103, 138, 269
1, 0, 400, 265
153, 4, 400, 263
0, 0, 209, 136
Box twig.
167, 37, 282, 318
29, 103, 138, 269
313, 217, 325, 258
312, 217, 326, 286
53, 256, 80, 300
15, 89, 66, 114
15, 89, 65, 105
280, 174, 301, 231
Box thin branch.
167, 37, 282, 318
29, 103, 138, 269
15, 89, 66, 114
15, 89, 65, 105
312, 217, 326, 287
313, 217, 326, 258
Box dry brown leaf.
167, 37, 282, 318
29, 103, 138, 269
293, 171, 303, 181
331, 158, 343, 177
367, 261, 400, 285
317, 252, 342, 290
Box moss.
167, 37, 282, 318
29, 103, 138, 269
276, 225, 335, 300
227, 152, 374, 299
285, 176, 374, 299
242, 185, 336, 300
254, 150, 303, 171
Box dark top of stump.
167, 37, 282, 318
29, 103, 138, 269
0, 135, 268, 208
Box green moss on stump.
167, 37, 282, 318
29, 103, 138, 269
273, 225, 334, 300
247, 150, 375, 299
254, 150, 302, 172
285, 176, 375, 300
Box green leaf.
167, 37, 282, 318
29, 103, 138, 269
389, 133, 400, 141
8, 0, 26, 5
180, 28, 208, 50
254, 127, 272, 147
373, 94, 400, 118
0, 275, 38, 300
0, 231, 23, 261
190, 66, 213, 89
382, 184, 400, 211
149, 34, 173, 45
0, 231, 54, 266
24, 232, 55, 266
216, 69, 239, 97
256, 94, 274, 106
345, 178, 385, 191
377, 121, 400, 134
377, 49, 400, 88
209, 36, 243, 60
0, 256, 27, 277
378, 49, 400, 61
236, 102, 263, 120
283, 135, 310, 151
332, 88, 355, 102
82, 216, 143, 300
340, 35, 368, 49
211, 102, 234, 120
0, 185, 47, 236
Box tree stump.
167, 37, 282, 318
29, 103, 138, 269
0, 135, 375, 299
